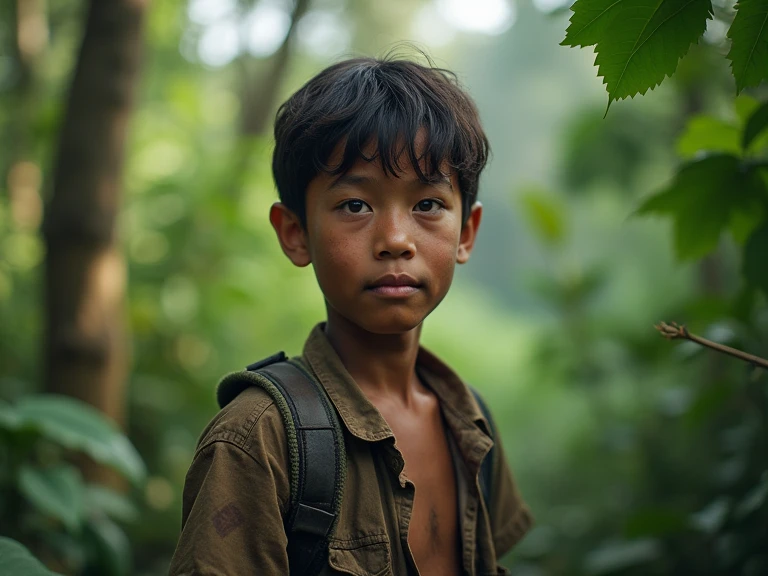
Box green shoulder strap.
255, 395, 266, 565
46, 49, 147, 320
217, 352, 346, 576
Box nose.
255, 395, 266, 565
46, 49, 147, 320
373, 211, 415, 260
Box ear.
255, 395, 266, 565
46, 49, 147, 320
457, 202, 482, 264
269, 202, 311, 267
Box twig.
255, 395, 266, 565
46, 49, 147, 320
655, 321, 768, 370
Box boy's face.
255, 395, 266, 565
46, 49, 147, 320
270, 139, 482, 335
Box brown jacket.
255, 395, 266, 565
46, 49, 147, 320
170, 324, 532, 575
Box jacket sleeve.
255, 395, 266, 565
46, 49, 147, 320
169, 391, 291, 575
488, 429, 533, 557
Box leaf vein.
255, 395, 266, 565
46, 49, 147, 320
612, 0, 703, 96
573, 0, 627, 42
739, 8, 768, 85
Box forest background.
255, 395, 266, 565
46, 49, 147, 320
1, 0, 767, 574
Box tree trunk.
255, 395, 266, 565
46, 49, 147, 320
240, 0, 310, 135
42, 0, 146, 430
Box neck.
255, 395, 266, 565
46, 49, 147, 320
323, 306, 422, 405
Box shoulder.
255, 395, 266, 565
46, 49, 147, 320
196, 381, 287, 458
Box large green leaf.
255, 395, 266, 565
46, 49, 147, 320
743, 221, 768, 295
676, 115, 741, 158
0, 537, 58, 575
562, 0, 627, 48
727, 0, 768, 93
12, 395, 146, 486
19, 465, 84, 532
563, 0, 713, 104
638, 155, 764, 259
595, 0, 712, 104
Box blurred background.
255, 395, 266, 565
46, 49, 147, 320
1, 0, 767, 574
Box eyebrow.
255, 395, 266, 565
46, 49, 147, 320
326, 173, 375, 191
326, 172, 453, 192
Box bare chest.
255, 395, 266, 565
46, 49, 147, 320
377, 404, 462, 576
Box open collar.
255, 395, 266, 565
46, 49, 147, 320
301, 323, 492, 463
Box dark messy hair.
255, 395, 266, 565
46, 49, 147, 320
272, 53, 489, 228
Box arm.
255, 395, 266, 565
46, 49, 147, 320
169, 395, 291, 575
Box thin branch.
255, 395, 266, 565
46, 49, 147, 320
655, 321, 768, 370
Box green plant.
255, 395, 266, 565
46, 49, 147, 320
554, 6, 768, 574
0, 537, 60, 575
0, 394, 145, 575
562, 0, 768, 107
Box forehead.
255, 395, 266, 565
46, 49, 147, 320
322, 129, 454, 181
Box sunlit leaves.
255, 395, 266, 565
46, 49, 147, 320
638, 154, 766, 259
676, 115, 740, 158
727, 0, 768, 93
563, 0, 712, 105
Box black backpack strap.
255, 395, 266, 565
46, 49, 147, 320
469, 386, 495, 508
217, 353, 346, 576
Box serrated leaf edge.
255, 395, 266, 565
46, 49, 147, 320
562, 0, 627, 48
601, 0, 712, 105
727, 1, 768, 93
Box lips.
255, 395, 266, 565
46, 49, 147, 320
366, 273, 422, 297
368, 273, 420, 288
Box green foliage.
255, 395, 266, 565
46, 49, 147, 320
564, 0, 768, 105
0, 395, 143, 575
676, 116, 740, 158
559, 104, 672, 192
19, 465, 84, 533
0, 537, 59, 576
563, 0, 712, 106
743, 222, 768, 293
742, 100, 768, 150
0, 1, 766, 574
2, 395, 145, 486
637, 154, 764, 259
519, 189, 567, 247
727, 0, 768, 93
637, 99, 768, 297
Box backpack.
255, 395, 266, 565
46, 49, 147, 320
216, 352, 496, 576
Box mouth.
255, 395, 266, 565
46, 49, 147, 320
366, 273, 422, 297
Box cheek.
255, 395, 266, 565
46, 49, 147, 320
310, 228, 363, 287
425, 228, 461, 283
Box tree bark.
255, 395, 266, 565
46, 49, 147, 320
240, 0, 310, 135
43, 0, 146, 429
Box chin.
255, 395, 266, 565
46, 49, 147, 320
353, 310, 427, 335
363, 311, 427, 334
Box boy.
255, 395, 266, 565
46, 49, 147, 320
170, 55, 532, 575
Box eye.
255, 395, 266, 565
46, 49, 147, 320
340, 199, 371, 214
414, 199, 443, 213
